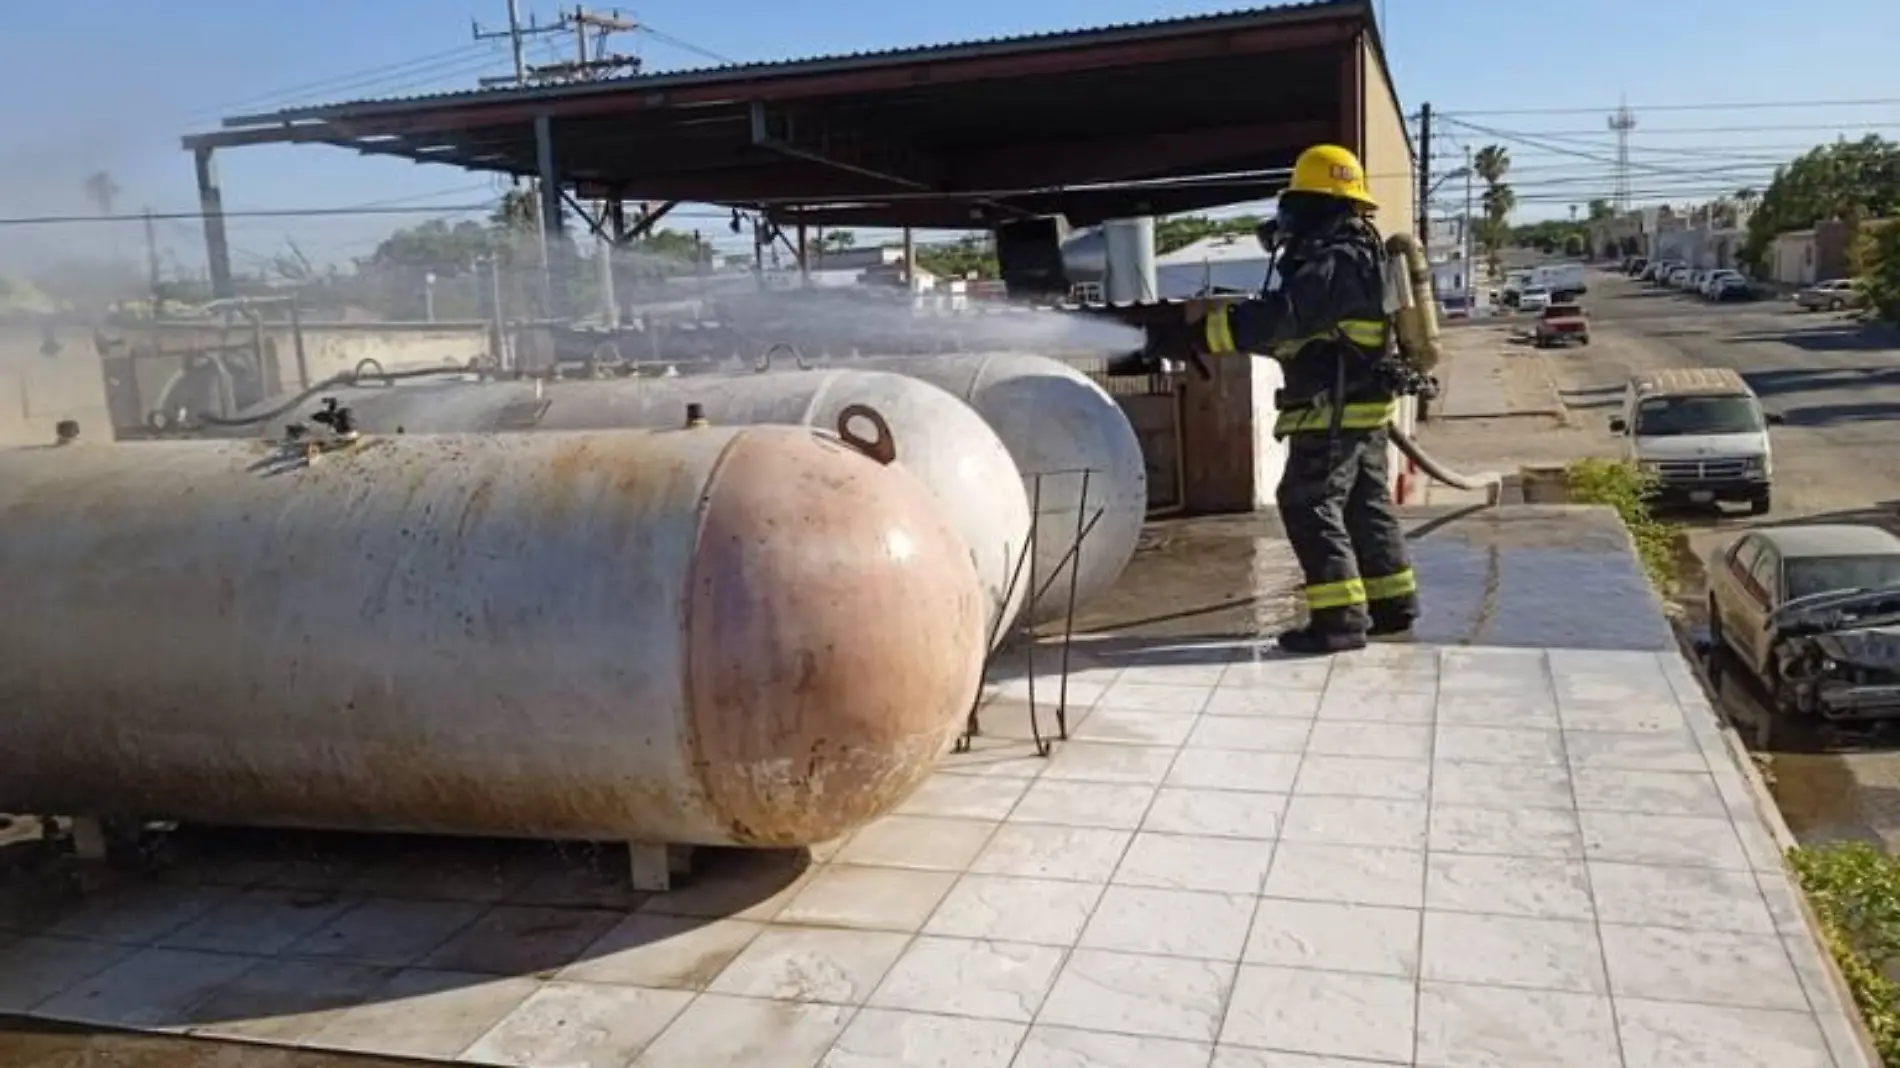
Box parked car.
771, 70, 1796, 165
1609, 367, 1782, 515
1517, 286, 1552, 313
1707, 523, 1900, 746
1711, 275, 1756, 302
1701, 270, 1744, 299
1534, 302, 1589, 347
1439, 294, 1471, 320
1667, 266, 1692, 289
1796, 278, 1866, 312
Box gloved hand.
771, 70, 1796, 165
1145, 311, 1213, 380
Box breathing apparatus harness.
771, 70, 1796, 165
1256, 211, 1437, 463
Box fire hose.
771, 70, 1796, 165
1381, 231, 1503, 500
1389, 420, 1502, 498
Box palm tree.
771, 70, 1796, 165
1473, 145, 1511, 186
1480, 185, 1516, 222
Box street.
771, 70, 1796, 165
1427, 268, 1900, 848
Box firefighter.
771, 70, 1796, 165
1184, 144, 1419, 654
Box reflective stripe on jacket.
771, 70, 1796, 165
1273, 398, 1397, 436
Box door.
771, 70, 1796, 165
1739, 542, 1784, 676
1716, 535, 1761, 659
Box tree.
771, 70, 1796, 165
1587, 199, 1614, 222
820, 230, 856, 252
1154, 214, 1262, 256
1742, 135, 1900, 271
913, 234, 998, 281
1864, 221, 1900, 323
1473, 145, 1514, 276
1562, 233, 1585, 257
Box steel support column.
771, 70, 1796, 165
534, 113, 561, 317
192, 147, 235, 300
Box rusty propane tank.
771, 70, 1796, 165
0, 420, 987, 848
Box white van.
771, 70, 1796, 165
1608, 368, 1783, 514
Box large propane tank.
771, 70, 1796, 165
0, 422, 987, 847
846, 352, 1147, 624
205, 370, 1033, 645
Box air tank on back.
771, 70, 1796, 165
0, 423, 987, 847
846, 352, 1147, 624
205, 369, 1033, 645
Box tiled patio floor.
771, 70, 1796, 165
0, 641, 1873, 1067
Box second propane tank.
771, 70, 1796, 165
846, 351, 1148, 625
206, 369, 1034, 645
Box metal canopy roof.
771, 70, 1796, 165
185, 0, 1392, 229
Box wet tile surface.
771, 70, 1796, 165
0, 641, 1865, 1067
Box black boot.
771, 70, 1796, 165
1368, 612, 1416, 638
1276, 625, 1368, 656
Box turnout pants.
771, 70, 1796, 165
1275, 427, 1419, 634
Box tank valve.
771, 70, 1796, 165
310, 398, 359, 440
684, 403, 709, 429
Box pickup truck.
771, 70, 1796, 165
1534, 302, 1590, 347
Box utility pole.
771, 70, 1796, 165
473, 2, 566, 87
1461, 148, 1474, 306
1415, 103, 1432, 246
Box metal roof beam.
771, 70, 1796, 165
953, 119, 1330, 188
214, 16, 1355, 137
769, 179, 1288, 229
748, 102, 943, 192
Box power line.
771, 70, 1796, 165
0, 205, 497, 228
1463, 120, 1900, 139
635, 25, 737, 67
188, 44, 505, 120
1440, 96, 1900, 118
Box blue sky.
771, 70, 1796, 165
2, 0, 1897, 274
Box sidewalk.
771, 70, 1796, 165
1435, 324, 1564, 421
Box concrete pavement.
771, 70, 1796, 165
0, 507, 1874, 1068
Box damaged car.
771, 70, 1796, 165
1771, 585, 1900, 735
1707, 524, 1900, 746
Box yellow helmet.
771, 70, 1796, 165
1287, 144, 1378, 210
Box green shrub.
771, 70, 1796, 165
1563, 457, 1679, 593
1865, 222, 1900, 326
1791, 843, 1900, 1064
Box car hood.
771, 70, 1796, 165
1634, 432, 1765, 460
1810, 626, 1900, 674
1773, 583, 1900, 637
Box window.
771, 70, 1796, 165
1785, 555, 1900, 602
1634, 395, 1764, 437
1728, 536, 1762, 583
1749, 546, 1782, 601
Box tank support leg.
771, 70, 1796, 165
69, 817, 108, 861
629, 842, 677, 892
